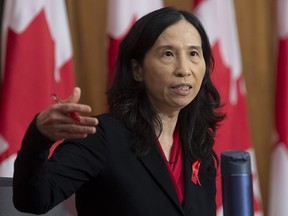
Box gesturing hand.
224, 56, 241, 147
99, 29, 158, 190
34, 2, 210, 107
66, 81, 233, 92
36, 87, 98, 141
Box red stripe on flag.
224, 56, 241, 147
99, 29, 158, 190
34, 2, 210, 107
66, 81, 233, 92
108, 37, 121, 86
0, 10, 55, 162
55, 58, 75, 98
212, 42, 253, 210
108, 16, 136, 86
212, 42, 252, 152
193, 1, 263, 214
107, 0, 163, 86
268, 0, 288, 214
193, 0, 207, 8
275, 38, 288, 149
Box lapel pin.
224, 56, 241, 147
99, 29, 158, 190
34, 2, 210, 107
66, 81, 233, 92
191, 160, 201, 186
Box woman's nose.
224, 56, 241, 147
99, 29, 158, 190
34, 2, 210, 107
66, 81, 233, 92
174, 56, 191, 77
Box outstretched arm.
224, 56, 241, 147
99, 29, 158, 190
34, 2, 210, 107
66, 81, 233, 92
13, 87, 101, 214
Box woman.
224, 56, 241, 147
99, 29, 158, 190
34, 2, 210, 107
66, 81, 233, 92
13, 7, 224, 216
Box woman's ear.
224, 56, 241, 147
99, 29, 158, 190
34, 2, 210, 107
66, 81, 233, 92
131, 59, 143, 82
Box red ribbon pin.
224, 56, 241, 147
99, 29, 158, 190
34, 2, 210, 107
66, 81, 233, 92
191, 160, 201, 186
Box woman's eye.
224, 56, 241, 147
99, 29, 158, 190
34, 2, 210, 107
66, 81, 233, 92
164, 51, 174, 57
190, 51, 199, 57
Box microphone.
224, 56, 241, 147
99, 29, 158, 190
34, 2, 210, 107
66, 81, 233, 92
221, 150, 254, 216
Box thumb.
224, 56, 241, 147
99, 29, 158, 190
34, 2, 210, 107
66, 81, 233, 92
65, 87, 81, 103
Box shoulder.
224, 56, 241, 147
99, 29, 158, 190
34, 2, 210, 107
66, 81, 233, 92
91, 113, 131, 141
96, 113, 120, 124
96, 113, 126, 131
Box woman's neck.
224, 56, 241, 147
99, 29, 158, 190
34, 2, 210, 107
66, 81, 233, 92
157, 112, 179, 160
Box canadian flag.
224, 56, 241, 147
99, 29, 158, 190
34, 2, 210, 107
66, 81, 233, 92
107, 0, 163, 86
193, 1, 263, 215
268, 0, 288, 215
0, 0, 75, 177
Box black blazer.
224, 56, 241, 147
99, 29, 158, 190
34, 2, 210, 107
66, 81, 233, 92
13, 114, 216, 216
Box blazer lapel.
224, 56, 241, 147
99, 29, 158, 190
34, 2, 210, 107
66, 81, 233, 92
182, 156, 200, 213
138, 147, 184, 214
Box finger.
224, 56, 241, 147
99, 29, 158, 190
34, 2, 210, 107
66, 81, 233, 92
67, 104, 92, 114
58, 114, 98, 126
45, 123, 97, 141
80, 116, 99, 126
55, 124, 97, 136
65, 87, 81, 104
48, 105, 98, 126
54, 103, 92, 115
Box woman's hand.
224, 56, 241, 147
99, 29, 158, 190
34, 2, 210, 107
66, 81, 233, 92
36, 87, 98, 141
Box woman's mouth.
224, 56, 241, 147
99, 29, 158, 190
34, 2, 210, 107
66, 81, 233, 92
172, 84, 192, 95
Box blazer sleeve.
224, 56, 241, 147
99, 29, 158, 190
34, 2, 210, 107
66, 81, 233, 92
13, 115, 108, 214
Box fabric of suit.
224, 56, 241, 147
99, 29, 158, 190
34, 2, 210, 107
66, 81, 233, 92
13, 113, 216, 216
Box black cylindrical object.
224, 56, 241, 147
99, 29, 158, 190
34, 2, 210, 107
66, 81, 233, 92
221, 150, 254, 216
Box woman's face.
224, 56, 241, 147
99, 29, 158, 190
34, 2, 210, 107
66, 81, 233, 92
133, 19, 206, 115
